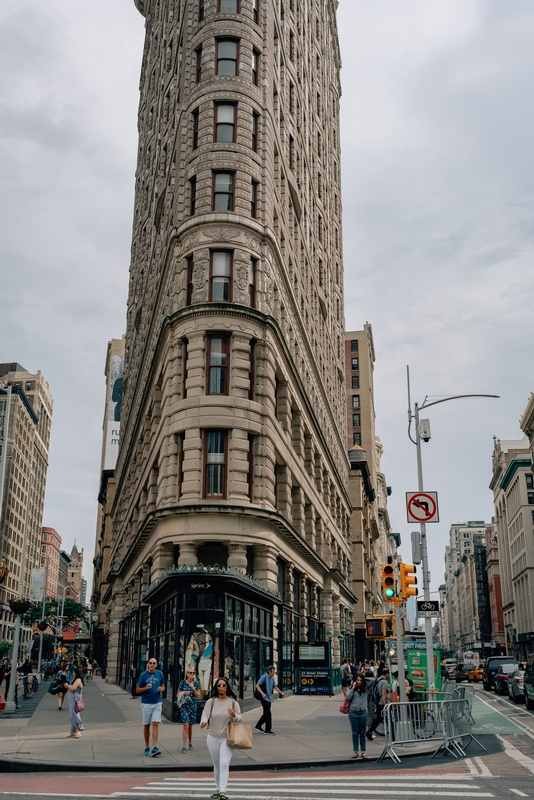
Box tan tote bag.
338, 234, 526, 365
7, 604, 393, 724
226, 702, 253, 750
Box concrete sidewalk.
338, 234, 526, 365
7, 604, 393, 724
0, 678, 392, 771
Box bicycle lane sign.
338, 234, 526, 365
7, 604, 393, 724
406, 491, 439, 523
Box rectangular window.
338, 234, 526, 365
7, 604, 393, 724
249, 339, 255, 398
177, 432, 185, 497
526, 474, 534, 489
351, 357, 358, 370
213, 171, 234, 211
204, 431, 227, 497
189, 176, 197, 215
215, 103, 236, 142
352, 414, 360, 428
352, 395, 360, 409
528, 492, 534, 505
186, 257, 194, 306
207, 335, 229, 395
248, 434, 254, 501
352, 375, 359, 389
252, 0, 259, 23
248, 258, 256, 307
195, 47, 202, 82
182, 339, 189, 400
199, 0, 205, 21
353, 432, 361, 446
289, 135, 295, 170
250, 180, 258, 218
192, 108, 199, 149
252, 49, 259, 85
216, 39, 239, 76
210, 250, 232, 301
252, 112, 259, 151
218, 0, 239, 11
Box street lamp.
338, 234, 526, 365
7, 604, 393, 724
407, 366, 498, 692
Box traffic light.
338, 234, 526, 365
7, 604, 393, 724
399, 562, 417, 601
366, 618, 385, 638
381, 563, 396, 601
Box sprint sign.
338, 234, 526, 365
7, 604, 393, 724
406, 492, 439, 523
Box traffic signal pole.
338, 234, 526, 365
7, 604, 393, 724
414, 399, 436, 693
394, 599, 407, 703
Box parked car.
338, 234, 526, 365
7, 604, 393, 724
467, 661, 485, 683
523, 654, 534, 710
455, 664, 471, 683
441, 662, 457, 681
494, 663, 519, 695
507, 668, 526, 703
483, 656, 518, 691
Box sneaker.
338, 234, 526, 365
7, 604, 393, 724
151, 747, 161, 757
210, 794, 220, 799
189, 744, 193, 750
181, 747, 187, 754
366, 732, 373, 741
254, 725, 264, 732
143, 748, 150, 756
267, 731, 276, 735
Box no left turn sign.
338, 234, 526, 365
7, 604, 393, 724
406, 491, 439, 523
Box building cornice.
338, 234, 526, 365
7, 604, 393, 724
520, 393, 534, 436
500, 457, 532, 492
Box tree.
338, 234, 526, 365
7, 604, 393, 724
0, 641, 12, 659
23, 598, 88, 629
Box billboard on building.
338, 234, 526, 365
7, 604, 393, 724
103, 354, 123, 471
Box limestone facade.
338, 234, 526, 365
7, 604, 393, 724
344, 328, 397, 660
101, 0, 354, 702
0, 364, 53, 647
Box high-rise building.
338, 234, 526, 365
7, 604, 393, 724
0, 364, 53, 646
41, 527, 62, 597
101, 0, 352, 714
490, 435, 534, 659
91, 337, 125, 668
344, 327, 397, 660
66, 542, 84, 603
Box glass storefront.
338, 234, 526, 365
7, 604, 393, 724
118, 568, 278, 721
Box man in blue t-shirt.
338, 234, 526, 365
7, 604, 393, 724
255, 665, 286, 735
136, 657, 165, 756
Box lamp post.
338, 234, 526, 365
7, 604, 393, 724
326, 630, 333, 696
407, 367, 498, 692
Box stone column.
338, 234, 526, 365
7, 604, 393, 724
227, 542, 248, 573
285, 562, 295, 607
106, 584, 125, 684
291, 485, 305, 536
332, 594, 341, 666
177, 541, 198, 567
253, 543, 278, 593
151, 542, 175, 580
299, 574, 308, 640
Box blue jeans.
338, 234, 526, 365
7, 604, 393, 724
349, 710, 368, 753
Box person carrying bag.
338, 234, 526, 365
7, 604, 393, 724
200, 677, 244, 800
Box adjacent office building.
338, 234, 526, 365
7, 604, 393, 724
0, 364, 53, 646
41, 527, 62, 598
99, 0, 353, 715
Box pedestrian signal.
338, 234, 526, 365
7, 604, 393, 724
366, 618, 385, 638
381, 563, 396, 601
399, 562, 417, 601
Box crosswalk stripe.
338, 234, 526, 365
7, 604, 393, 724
113, 785, 493, 798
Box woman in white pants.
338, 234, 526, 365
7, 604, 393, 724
201, 677, 242, 800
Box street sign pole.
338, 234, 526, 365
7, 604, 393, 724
414, 397, 435, 693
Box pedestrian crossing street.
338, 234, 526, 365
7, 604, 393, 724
113, 773, 495, 799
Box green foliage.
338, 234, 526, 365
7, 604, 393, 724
23, 598, 88, 629
0, 641, 12, 659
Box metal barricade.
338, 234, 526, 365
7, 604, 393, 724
452, 684, 476, 724
437, 697, 486, 758
378, 699, 447, 764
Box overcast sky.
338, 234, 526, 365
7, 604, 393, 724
1, 1, 532, 598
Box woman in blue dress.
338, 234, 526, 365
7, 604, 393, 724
177, 668, 200, 753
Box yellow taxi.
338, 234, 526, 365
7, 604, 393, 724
467, 662, 485, 683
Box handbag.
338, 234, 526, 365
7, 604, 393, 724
75, 688, 84, 713
225, 700, 253, 750
176, 691, 188, 709
254, 674, 266, 702
339, 697, 350, 714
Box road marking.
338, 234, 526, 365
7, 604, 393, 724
497, 734, 534, 774
465, 758, 480, 775
509, 790, 528, 797
475, 693, 534, 741
474, 756, 492, 776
